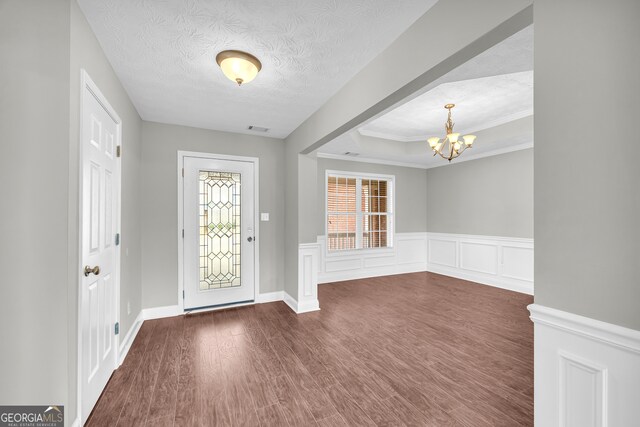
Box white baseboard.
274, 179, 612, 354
118, 311, 143, 365
426, 232, 533, 295
427, 264, 533, 294
529, 304, 640, 426
283, 291, 319, 314
142, 305, 181, 320
256, 291, 284, 303
297, 299, 320, 313
140, 292, 288, 322
283, 291, 298, 313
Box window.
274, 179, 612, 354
326, 172, 394, 251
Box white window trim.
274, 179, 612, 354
325, 169, 395, 258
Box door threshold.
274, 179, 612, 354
184, 299, 255, 315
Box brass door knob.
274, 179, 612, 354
84, 265, 100, 277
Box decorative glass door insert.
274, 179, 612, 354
199, 171, 241, 290
183, 155, 255, 310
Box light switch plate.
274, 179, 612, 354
260, 212, 269, 221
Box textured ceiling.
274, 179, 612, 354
77, 0, 438, 138
358, 25, 533, 141
359, 71, 533, 141
317, 25, 534, 167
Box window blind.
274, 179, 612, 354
327, 173, 393, 251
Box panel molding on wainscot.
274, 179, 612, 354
426, 232, 533, 295
317, 232, 428, 283
529, 304, 640, 427
288, 242, 320, 314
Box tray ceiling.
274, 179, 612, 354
359, 71, 533, 141
317, 25, 534, 168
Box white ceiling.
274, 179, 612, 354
317, 25, 534, 168
321, 115, 533, 169
77, 0, 438, 138
359, 71, 533, 141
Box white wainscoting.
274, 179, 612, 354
317, 232, 428, 283
291, 243, 321, 313
529, 304, 640, 427
282, 243, 321, 314
426, 232, 534, 295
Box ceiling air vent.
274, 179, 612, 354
247, 125, 269, 132
344, 152, 359, 156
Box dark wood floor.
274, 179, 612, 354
87, 272, 533, 426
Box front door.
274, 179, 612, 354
80, 78, 119, 422
183, 156, 256, 310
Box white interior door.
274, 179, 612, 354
183, 156, 255, 310
80, 81, 119, 422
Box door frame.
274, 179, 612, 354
177, 150, 260, 312
76, 69, 122, 424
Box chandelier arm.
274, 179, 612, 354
434, 149, 450, 161
453, 144, 469, 158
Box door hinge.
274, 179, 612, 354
182, 290, 185, 299
115, 233, 120, 246
181, 168, 184, 177
182, 229, 184, 238
114, 322, 119, 335
116, 145, 121, 158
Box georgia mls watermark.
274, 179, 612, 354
0, 406, 63, 427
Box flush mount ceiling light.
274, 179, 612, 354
427, 104, 476, 162
215, 50, 262, 86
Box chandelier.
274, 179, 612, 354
427, 104, 476, 162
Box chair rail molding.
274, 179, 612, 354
529, 304, 640, 427
426, 232, 534, 295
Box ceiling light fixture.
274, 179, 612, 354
427, 104, 476, 162
216, 50, 262, 86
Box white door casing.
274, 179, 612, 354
182, 155, 257, 310
79, 70, 121, 424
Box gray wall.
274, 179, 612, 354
140, 122, 285, 309
0, 1, 143, 420
426, 149, 533, 238
68, 0, 143, 420
283, 0, 532, 301
316, 158, 428, 236
535, 0, 640, 330
70, 0, 143, 348
0, 0, 71, 410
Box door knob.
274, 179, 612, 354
247, 236, 255, 242
84, 265, 100, 277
